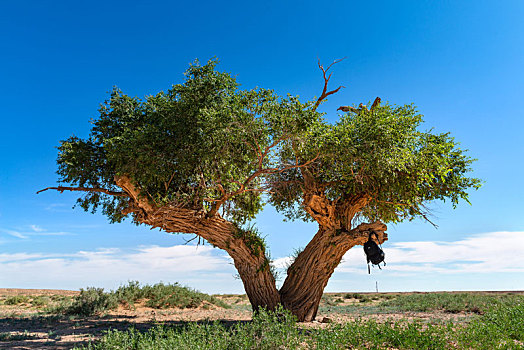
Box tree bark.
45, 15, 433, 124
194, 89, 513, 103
141, 207, 281, 311
279, 222, 387, 321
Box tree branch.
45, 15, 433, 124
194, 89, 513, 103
207, 155, 320, 217
370, 96, 381, 111
338, 96, 381, 113
37, 186, 128, 197
313, 58, 346, 111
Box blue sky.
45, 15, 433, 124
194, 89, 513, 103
1, 1, 523, 294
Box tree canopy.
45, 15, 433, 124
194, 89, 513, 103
54, 59, 479, 229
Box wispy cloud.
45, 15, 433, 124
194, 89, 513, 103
0, 229, 28, 239
0, 225, 71, 239
1, 231, 522, 294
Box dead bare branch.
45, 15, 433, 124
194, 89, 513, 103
313, 58, 347, 111
370, 97, 381, 111
37, 186, 127, 197
338, 97, 381, 114
183, 234, 198, 245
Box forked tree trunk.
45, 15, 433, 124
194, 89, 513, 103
146, 208, 385, 321
115, 176, 386, 321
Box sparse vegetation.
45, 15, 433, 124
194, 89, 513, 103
379, 292, 523, 314
74, 303, 524, 349
30, 296, 51, 308
114, 281, 230, 310
0, 331, 38, 341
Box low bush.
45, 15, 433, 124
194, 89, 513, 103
30, 296, 51, 307
4, 295, 30, 305
53, 282, 229, 316
64, 288, 118, 316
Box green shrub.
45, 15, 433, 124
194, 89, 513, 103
31, 296, 51, 307
344, 292, 363, 299
64, 288, 118, 316
75, 306, 302, 350
4, 295, 30, 305
75, 301, 524, 350
115, 281, 230, 309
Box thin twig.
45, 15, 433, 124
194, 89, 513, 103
183, 235, 198, 245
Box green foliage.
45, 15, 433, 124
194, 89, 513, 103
233, 224, 267, 256
62, 288, 118, 316
456, 303, 524, 349
30, 296, 51, 308
76, 306, 302, 350
57, 59, 319, 225
311, 320, 448, 350
124, 282, 229, 309
56, 58, 479, 234
269, 102, 481, 224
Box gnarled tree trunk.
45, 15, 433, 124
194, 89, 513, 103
279, 222, 387, 321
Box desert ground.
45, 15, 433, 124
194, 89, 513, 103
0, 288, 522, 349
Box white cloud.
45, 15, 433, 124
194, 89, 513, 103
337, 231, 524, 274
271, 231, 524, 277
272, 256, 293, 269
0, 245, 242, 294
1, 231, 523, 294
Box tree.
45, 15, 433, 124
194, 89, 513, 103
39, 59, 481, 321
